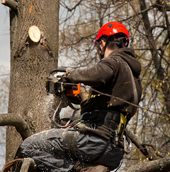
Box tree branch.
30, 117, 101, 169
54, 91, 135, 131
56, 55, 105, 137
0, 113, 32, 140
1, 0, 18, 12
137, 0, 170, 114
152, 0, 170, 11
125, 128, 157, 160
60, 0, 83, 12
126, 156, 170, 172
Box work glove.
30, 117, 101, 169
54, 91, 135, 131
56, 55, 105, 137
79, 86, 89, 103
62, 69, 71, 78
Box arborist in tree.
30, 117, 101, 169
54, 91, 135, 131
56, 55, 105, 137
13, 21, 142, 172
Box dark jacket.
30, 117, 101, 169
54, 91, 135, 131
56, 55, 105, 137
66, 47, 142, 121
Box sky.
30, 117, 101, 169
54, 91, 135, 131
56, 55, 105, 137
0, 4, 10, 169
0, 5, 10, 71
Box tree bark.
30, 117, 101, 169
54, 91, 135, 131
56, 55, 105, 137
126, 156, 170, 172
6, 0, 60, 162
0, 113, 32, 140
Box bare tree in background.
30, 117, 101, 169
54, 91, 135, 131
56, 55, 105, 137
59, 0, 170, 171
0, 66, 9, 168
0, 66, 9, 113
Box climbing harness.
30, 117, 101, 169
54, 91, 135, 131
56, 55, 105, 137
46, 65, 137, 155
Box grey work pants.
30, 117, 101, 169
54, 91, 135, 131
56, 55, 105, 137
19, 128, 124, 172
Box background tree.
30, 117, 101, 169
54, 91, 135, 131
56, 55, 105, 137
59, 0, 170, 171
0, 66, 9, 169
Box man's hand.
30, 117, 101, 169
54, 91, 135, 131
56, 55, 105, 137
62, 69, 71, 78
80, 86, 89, 103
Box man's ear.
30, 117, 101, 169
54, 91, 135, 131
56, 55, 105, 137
101, 40, 106, 48
97, 48, 102, 60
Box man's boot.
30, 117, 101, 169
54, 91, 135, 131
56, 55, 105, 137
81, 165, 109, 172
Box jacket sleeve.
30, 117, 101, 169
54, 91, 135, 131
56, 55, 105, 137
65, 57, 117, 88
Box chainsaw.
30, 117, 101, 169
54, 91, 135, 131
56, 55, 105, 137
46, 68, 81, 128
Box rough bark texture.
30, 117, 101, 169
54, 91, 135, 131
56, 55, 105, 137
0, 113, 32, 140
7, 0, 59, 162
126, 157, 170, 172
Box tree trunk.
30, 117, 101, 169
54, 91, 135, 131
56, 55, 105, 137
139, 0, 170, 113
6, 0, 60, 162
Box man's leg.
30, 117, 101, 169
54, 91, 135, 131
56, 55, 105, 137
16, 128, 123, 171
17, 128, 77, 172
75, 134, 124, 171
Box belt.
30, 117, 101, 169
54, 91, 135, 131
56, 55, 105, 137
81, 109, 120, 122
91, 110, 127, 138
81, 110, 127, 138
81, 110, 120, 129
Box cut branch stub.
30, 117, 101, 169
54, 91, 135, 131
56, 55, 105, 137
1, 0, 18, 11
28, 25, 41, 43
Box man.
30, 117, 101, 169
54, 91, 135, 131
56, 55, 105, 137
15, 21, 142, 172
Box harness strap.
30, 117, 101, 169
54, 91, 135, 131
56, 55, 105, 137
75, 123, 112, 140
126, 63, 138, 115
117, 63, 138, 138
73, 110, 121, 140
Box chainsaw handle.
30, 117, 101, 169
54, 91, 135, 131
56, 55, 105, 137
49, 68, 66, 74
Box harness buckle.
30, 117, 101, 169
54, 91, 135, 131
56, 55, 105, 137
118, 113, 127, 138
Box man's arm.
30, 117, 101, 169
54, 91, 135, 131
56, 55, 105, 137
65, 58, 117, 88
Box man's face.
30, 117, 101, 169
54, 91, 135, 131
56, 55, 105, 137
97, 39, 106, 60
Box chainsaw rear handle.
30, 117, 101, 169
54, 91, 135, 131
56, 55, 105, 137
49, 68, 66, 75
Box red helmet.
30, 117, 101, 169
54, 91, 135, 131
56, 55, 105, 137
95, 21, 129, 45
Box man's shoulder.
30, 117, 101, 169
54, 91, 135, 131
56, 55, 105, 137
101, 52, 122, 64
99, 54, 121, 72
